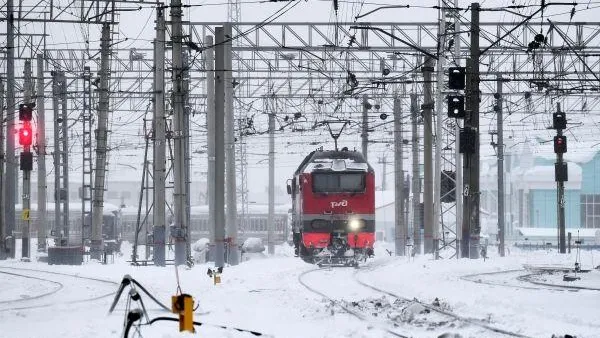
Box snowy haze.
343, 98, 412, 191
1, 240, 599, 337
5, 0, 600, 200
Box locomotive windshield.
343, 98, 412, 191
312, 172, 365, 193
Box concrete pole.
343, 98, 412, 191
267, 109, 275, 255
0, 77, 5, 259
170, 0, 187, 265
467, 3, 481, 259
214, 26, 226, 268
496, 74, 505, 257
36, 54, 47, 253
205, 35, 216, 247
224, 23, 239, 265
361, 94, 369, 161
52, 72, 60, 245
22, 60, 33, 260
378, 157, 387, 190
91, 23, 111, 258
152, 7, 166, 266
411, 93, 421, 254
422, 57, 435, 254
5, 0, 17, 258
60, 74, 69, 241
556, 102, 566, 253
394, 96, 405, 256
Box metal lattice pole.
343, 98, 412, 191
81, 66, 93, 248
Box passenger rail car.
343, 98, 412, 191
14, 202, 122, 245
119, 203, 291, 245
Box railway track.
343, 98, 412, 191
298, 267, 411, 338
517, 272, 600, 292
462, 269, 600, 292
351, 262, 533, 338
0, 270, 64, 305
0, 266, 119, 312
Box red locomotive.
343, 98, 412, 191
287, 148, 375, 266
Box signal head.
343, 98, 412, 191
19, 103, 34, 121
19, 121, 33, 146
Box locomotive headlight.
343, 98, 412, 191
348, 219, 364, 232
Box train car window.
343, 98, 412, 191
312, 173, 365, 193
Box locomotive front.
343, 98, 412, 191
289, 149, 375, 266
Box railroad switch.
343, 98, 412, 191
171, 294, 195, 333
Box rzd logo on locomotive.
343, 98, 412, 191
330, 200, 348, 208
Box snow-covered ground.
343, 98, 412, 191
1, 241, 599, 338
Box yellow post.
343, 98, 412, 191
171, 294, 195, 333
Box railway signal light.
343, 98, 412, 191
555, 162, 568, 182
19, 103, 34, 121
19, 122, 33, 146
554, 135, 567, 154
553, 112, 567, 130
447, 95, 465, 118
20, 151, 33, 171
448, 67, 465, 90
459, 127, 477, 154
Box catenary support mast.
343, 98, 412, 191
394, 96, 406, 256
91, 23, 111, 259
422, 57, 434, 254
170, 0, 188, 265
224, 23, 239, 265
411, 93, 421, 254
214, 27, 226, 268
5, 0, 17, 259
496, 74, 505, 257
153, 7, 167, 266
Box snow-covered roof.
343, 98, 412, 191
519, 163, 582, 190
516, 227, 600, 239
534, 144, 599, 164
304, 159, 369, 173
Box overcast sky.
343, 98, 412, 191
4, 0, 600, 201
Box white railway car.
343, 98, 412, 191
14, 202, 122, 245
120, 203, 292, 245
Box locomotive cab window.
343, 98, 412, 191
312, 172, 365, 193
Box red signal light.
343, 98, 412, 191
19, 122, 33, 146
553, 135, 567, 153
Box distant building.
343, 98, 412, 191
481, 140, 600, 240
